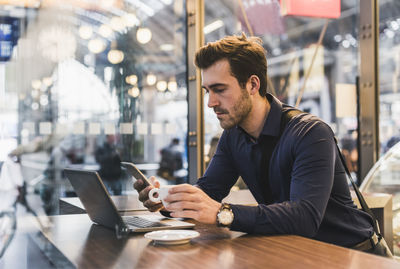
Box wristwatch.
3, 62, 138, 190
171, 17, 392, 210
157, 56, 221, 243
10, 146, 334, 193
216, 203, 234, 227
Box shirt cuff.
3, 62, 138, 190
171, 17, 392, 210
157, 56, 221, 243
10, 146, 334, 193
229, 204, 259, 233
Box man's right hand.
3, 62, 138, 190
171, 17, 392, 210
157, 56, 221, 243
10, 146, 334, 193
133, 176, 164, 212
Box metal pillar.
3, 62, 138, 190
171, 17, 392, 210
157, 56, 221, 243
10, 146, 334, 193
186, 0, 204, 184
358, 0, 379, 182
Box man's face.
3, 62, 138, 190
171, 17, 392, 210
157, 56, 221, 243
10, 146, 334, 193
202, 59, 252, 129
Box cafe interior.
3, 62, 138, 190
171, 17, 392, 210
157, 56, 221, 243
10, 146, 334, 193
1, 0, 400, 267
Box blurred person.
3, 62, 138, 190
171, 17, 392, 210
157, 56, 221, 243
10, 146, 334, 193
95, 135, 122, 195
157, 138, 184, 183
340, 131, 358, 176
134, 34, 390, 256
205, 135, 220, 168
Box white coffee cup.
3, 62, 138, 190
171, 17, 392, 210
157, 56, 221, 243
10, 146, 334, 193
148, 185, 175, 206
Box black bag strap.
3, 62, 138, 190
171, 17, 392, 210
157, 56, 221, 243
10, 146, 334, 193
334, 139, 382, 238
280, 108, 381, 238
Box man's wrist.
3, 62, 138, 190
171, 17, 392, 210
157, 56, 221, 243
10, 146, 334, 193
216, 203, 234, 227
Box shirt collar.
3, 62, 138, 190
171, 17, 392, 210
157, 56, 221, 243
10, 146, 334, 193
260, 93, 283, 137
236, 93, 283, 139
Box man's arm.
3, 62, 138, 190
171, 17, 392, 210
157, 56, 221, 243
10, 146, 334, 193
229, 120, 336, 236
163, 132, 240, 223
196, 132, 240, 201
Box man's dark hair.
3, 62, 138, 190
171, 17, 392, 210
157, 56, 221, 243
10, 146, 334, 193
194, 33, 268, 97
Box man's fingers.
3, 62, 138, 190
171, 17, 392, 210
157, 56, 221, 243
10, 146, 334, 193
144, 200, 163, 211
170, 210, 198, 219
133, 179, 144, 191
149, 176, 160, 188
164, 192, 200, 203
165, 201, 199, 212
138, 186, 152, 202
169, 184, 199, 194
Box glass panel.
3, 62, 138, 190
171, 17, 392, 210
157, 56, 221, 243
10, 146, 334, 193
203, 0, 360, 184
379, 1, 400, 154
374, 0, 400, 257
361, 142, 400, 256
0, 1, 187, 265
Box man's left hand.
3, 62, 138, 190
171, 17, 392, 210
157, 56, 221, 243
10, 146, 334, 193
163, 184, 221, 224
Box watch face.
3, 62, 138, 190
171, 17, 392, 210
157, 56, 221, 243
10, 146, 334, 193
218, 209, 233, 225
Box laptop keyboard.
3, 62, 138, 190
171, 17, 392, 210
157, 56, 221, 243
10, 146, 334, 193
122, 216, 167, 228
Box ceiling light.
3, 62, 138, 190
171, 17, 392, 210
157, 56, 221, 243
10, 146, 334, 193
136, 27, 152, 44
146, 74, 157, 85
156, 80, 167, 92
88, 39, 106, 54
31, 102, 39, 110
79, 25, 93, 39
42, 77, 53, 87
125, 74, 138, 85
334, 34, 342, 42
128, 87, 140, 98
204, 20, 224, 34
110, 16, 125, 31
107, 49, 124, 64
123, 13, 139, 27
168, 80, 177, 92
342, 40, 350, 48
31, 79, 42, 90
99, 24, 113, 38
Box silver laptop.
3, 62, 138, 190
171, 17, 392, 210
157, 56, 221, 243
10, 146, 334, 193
64, 168, 194, 232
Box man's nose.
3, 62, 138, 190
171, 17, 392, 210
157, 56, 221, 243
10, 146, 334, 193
207, 92, 219, 108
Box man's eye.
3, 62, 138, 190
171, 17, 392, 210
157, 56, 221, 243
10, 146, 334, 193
214, 88, 225, 93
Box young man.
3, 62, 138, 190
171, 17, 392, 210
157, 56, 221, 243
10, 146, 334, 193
134, 34, 377, 251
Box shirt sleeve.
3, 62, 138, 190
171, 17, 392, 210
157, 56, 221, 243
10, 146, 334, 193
229, 120, 336, 237
197, 131, 239, 202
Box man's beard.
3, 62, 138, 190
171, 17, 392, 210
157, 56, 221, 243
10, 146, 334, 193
216, 89, 252, 129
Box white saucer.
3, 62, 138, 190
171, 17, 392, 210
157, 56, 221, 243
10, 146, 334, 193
144, 230, 200, 245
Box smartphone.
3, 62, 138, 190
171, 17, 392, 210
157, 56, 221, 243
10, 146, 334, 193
120, 162, 153, 187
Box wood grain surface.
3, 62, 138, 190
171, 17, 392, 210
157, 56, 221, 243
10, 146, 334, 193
35, 214, 400, 269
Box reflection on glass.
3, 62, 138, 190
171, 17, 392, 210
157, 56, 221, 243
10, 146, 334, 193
0, 0, 188, 240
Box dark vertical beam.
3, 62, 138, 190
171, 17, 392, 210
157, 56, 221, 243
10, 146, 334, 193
186, 0, 204, 184
358, 0, 379, 182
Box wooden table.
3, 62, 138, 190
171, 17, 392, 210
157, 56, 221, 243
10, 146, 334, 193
28, 212, 399, 269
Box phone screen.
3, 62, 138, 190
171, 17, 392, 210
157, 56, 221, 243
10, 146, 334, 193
120, 162, 153, 187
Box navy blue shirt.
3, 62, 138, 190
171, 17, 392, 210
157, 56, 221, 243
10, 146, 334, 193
197, 94, 374, 247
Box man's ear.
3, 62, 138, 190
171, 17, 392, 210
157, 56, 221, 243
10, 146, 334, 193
248, 75, 260, 95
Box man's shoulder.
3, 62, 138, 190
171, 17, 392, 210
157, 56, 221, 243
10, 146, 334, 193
284, 111, 334, 141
